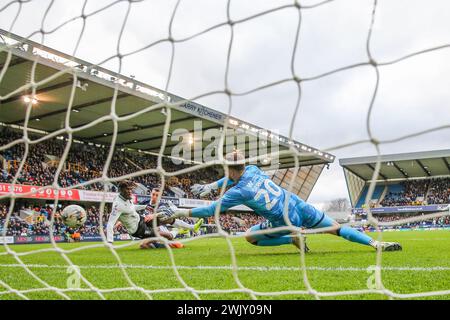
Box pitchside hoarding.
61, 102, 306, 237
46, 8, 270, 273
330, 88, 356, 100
0, 183, 252, 211
10, 234, 131, 244
352, 204, 449, 214
13, 235, 65, 244
0, 183, 117, 203
0, 183, 81, 200
0, 236, 14, 244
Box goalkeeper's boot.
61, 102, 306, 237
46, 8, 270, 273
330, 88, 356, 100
376, 241, 402, 252
292, 234, 310, 253
193, 218, 204, 233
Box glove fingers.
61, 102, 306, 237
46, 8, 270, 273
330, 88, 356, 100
191, 184, 204, 195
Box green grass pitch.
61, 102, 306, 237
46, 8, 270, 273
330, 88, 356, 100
0, 230, 449, 300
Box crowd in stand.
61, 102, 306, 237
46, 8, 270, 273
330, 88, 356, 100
0, 203, 65, 236
381, 180, 428, 206
427, 178, 450, 204
0, 128, 221, 199
380, 178, 450, 207
354, 213, 450, 229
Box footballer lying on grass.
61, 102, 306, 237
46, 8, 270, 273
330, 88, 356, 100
106, 180, 202, 249
159, 151, 402, 252
139, 187, 203, 249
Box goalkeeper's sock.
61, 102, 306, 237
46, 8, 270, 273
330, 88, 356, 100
256, 235, 293, 246
338, 226, 372, 246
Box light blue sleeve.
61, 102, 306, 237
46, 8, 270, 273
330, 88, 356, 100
191, 187, 244, 218
215, 177, 235, 189
215, 165, 252, 188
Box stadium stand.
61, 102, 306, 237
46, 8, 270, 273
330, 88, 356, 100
341, 150, 450, 207
341, 150, 450, 229
0, 200, 267, 238
427, 177, 450, 204
2, 146, 449, 237
0, 29, 335, 244
3, 148, 450, 237
0, 123, 330, 239
381, 179, 430, 207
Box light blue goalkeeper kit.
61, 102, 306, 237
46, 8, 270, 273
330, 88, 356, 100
191, 165, 373, 247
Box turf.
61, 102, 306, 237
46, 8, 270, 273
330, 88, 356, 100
0, 230, 449, 300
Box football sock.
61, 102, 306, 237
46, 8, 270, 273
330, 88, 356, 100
256, 235, 293, 246
338, 226, 372, 246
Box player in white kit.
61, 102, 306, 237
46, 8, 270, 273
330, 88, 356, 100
107, 181, 201, 249
139, 188, 203, 249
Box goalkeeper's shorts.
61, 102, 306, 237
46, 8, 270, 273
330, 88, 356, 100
132, 215, 156, 239
254, 202, 337, 233
298, 203, 336, 229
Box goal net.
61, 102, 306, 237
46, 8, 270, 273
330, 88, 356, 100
0, 0, 449, 300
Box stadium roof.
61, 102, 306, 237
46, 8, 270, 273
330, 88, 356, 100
340, 149, 450, 182
0, 29, 334, 171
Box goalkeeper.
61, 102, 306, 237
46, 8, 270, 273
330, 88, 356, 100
159, 151, 402, 252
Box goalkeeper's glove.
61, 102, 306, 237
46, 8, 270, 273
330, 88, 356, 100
191, 183, 217, 197
156, 201, 189, 224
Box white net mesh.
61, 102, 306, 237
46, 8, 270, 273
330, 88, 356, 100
0, 0, 449, 300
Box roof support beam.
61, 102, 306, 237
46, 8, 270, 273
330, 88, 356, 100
121, 123, 221, 146
4, 80, 74, 109
17, 93, 130, 125
148, 148, 326, 167
416, 159, 431, 176
366, 163, 387, 180
342, 166, 367, 181
298, 165, 314, 196
144, 136, 279, 154
304, 164, 325, 201
90, 115, 199, 140
393, 162, 408, 178
443, 157, 450, 174
0, 57, 28, 70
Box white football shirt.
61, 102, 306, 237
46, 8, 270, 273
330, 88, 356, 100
106, 195, 147, 243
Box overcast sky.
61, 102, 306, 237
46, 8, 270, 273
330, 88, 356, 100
1, 0, 449, 206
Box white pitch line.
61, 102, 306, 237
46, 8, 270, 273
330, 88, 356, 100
0, 264, 449, 272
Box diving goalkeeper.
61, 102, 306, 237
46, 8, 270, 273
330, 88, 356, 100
159, 151, 402, 252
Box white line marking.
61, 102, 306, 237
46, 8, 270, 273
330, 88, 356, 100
0, 264, 448, 272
